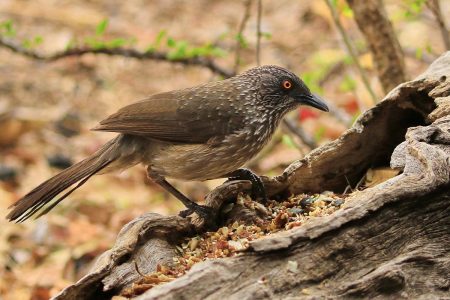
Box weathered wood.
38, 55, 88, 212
54, 52, 450, 300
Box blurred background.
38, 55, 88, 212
0, 0, 448, 298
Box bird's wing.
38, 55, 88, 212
92, 83, 245, 144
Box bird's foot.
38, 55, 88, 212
227, 168, 268, 204
179, 203, 215, 220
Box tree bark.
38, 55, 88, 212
54, 52, 450, 300
347, 0, 407, 93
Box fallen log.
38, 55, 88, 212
55, 51, 450, 300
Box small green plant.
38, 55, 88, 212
415, 43, 433, 59
146, 30, 168, 53
314, 126, 326, 142
330, 0, 353, 18
22, 35, 43, 49
0, 20, 16, 37
282, 134, 297, 149
339, 75, 357, 93
403, 0, 427, 19
82, 19, 136, 49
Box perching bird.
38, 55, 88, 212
7, 65, 328, 222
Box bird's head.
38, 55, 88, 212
243, 65, 329, 113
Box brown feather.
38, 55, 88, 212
92, 82, 246, 144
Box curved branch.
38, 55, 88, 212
0, 36, 235, 78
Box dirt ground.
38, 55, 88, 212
0, 0, 447, 299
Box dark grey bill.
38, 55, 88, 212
302, 94, 329, 112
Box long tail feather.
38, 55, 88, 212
7, 138, 120, 222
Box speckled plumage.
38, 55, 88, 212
7, 65, 328, 222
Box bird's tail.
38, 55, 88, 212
7, 136, 123, 222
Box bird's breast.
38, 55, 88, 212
149, 121, 276, 181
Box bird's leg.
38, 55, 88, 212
147, 167, 214, 220
226, 168, 268, 204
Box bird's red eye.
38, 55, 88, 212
282, 80, 292, 90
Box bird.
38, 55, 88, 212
6, 65, 329, 223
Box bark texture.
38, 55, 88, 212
54, 52, 450, 300
347, 0, 407, 92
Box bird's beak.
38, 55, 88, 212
301, 94, 329, 112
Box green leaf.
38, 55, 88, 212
209, 46, 227, 57
342, 5, 353, 18
403, 0, 426, 19
0, 20, 16, 37
167, 37, 176, 48
33, 35, 43, 46
343, 55, 353, 65
415, 47, 423, 59
104, 38, 127, 48
260, 31, 272, 39
235, 33, 248, 48
301, 72, 323, 94
282, 134, 297, 149
22, 40, 31, 49
96, 19, 109, 36
338, 75, 356, 92
314, 126, 326, 142
167, 40, 189, 59
154, 30, 167, 47
84, 36, 105, 49
21, 35, 44, 49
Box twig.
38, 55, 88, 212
234, 0, 253, 73
343, 175, 354, 194
256, 0, 262, 66
0, 36, 235, 78
282, 118, 317, 150
324, 0, 377, 105
134, 261, 146, 278
426, 0, 450, 50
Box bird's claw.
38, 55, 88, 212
227, 168, 268, 204
179, 204, 215, 220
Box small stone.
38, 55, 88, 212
288, 207, 304, 215
317, 194, 334, 204
332, 199, 344, 207
300, 197, 315, 208
301, 288, 311, 295
220, 227, 229, 236
321, 191, 334, 196
287, 260, 298, 273
189, 238, 199, 251
231, 221, 239, 229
